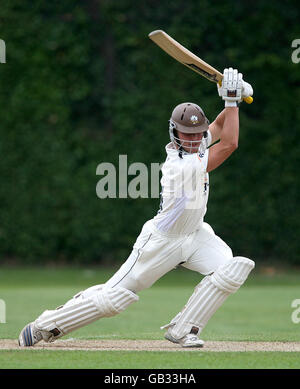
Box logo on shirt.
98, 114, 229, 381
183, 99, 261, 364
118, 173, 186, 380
204, 176, 209, 195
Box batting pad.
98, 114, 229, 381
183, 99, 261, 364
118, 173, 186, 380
35, 285, 139, 340
167, 256, 254, 339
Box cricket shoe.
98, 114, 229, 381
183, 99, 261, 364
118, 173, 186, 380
164, 331, 204, 348
18, 322, 56, 347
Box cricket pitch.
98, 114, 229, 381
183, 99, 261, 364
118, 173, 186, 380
1, 339, 300, 352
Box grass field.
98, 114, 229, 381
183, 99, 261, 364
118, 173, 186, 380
0, 265, 300, 369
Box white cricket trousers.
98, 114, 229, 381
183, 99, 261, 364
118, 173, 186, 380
105, 219, 233, 293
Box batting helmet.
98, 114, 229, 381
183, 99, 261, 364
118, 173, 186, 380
169, 102, 210, 156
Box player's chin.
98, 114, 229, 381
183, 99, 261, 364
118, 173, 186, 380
183, 146, 199, 153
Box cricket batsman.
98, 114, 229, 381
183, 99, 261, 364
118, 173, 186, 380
19, 68, 255, 348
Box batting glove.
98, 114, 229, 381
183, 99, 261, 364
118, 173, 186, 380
217, 68, 243, 107
218, 68, 253, 107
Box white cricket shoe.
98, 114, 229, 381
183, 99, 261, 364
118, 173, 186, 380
18, 322, 56, 347
18, 322, 42, 347
164, 331, 204, 348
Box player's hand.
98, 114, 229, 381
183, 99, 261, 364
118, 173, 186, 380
218, 68, 253, 106
217, 68, 243, 107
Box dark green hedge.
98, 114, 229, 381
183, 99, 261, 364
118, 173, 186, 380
0, 0, 299, 264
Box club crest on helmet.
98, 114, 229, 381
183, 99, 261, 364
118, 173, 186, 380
190, 115, 199, 124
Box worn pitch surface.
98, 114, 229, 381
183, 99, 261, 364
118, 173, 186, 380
1, 339, 300, 352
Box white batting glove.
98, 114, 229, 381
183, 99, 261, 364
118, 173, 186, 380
217, 68, 243, 107
218, 68, 253, 106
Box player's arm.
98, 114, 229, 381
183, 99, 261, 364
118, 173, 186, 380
207, 107, 239, 172
208, 108, 228, 145
207, 68, 253, 173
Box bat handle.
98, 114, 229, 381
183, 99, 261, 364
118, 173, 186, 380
243, 96, 253, 104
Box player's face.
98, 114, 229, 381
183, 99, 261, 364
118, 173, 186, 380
177, 131, 203, 153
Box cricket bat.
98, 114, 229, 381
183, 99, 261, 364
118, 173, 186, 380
148, 30, 253, 104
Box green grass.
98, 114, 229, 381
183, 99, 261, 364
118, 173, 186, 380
0, 266, 300, 369
1, 350, 300, 369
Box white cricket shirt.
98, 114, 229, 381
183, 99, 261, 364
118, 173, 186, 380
152, 132, 212, 235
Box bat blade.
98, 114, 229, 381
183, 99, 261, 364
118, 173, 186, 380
149, 30, 222, 84
148, 30, 253, 104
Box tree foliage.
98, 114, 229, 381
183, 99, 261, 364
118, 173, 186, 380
0, 0, 299, 264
